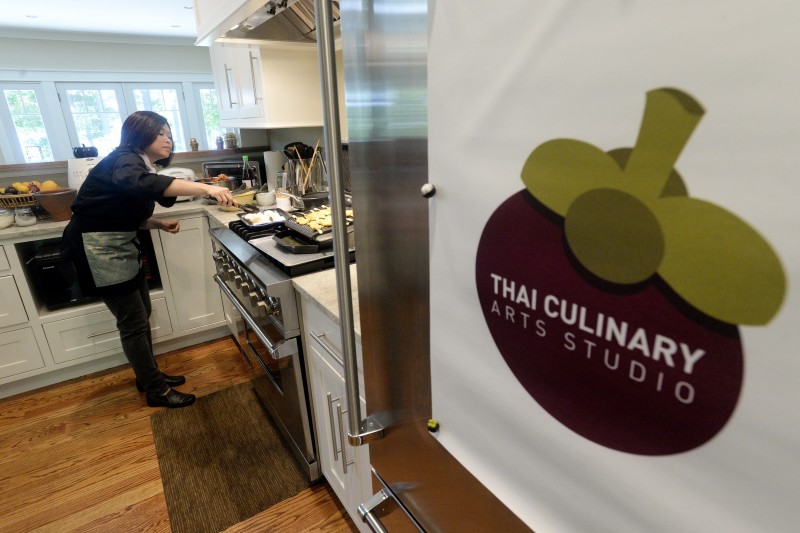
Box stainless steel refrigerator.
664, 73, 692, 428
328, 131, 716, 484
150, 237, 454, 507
318, 0, 529, 529
318, 1, 800, 531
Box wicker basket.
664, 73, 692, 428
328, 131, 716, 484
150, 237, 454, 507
0, 193, 35, 209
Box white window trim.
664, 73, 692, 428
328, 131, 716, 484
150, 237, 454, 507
0, 70, 214, 163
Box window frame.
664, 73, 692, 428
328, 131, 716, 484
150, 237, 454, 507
0, 71, 218, 164
0, 82, 66, 163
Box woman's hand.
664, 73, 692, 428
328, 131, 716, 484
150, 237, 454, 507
205, 184, 238, 207
142, 218, 181, 233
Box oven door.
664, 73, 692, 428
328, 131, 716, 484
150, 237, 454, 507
215, 275, 320, 481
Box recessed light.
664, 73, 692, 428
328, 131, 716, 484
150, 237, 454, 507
184, 5, 193, 9
24, 14, 38, 19
171, 24, 181, 28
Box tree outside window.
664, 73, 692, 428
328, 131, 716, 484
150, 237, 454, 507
3, 89, 54, 163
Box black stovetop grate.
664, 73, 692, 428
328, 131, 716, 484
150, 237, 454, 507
228, 220, 281, 241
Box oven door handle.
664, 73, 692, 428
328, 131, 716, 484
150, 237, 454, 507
215, 274, 298, 360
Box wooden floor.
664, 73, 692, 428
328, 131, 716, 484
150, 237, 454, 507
0, 336, 358, 533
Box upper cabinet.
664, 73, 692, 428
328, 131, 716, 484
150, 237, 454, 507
194, 0, 347, 133
208, 42, 347, 132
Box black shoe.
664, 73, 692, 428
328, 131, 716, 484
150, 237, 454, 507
136, 373, 186, 392
146, 388, 196, 408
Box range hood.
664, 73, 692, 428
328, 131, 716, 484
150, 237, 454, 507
222, 0, 341, 44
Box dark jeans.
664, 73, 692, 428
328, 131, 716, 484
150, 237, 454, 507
102, 274, 167, 395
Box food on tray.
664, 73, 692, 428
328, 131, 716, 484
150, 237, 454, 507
200, 174, 231, 182
291, 206, 353, 233
242, 209, 286, 225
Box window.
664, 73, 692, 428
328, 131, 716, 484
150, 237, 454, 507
129, 84, 190, 152
0, 85, 55, 163
59, 85, 125, 157
196, 85, 225, 150
1, 79, 225, 164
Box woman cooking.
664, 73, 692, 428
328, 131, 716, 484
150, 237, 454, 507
63, 111, 237, 409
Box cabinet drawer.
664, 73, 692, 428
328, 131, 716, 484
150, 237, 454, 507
0, 275, 28, 328
44, 298, 172, 364
0, 327, 44, 379
0, 245, 9, 271
303, 300, 364, 374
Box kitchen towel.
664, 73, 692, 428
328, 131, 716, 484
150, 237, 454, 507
151, 382, 309, 533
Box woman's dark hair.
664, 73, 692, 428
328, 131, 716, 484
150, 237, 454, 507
119, 110, 174, 167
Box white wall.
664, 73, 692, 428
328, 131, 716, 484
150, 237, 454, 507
0, 36, 211, 75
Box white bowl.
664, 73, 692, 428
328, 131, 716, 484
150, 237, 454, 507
256, 191, 276, 207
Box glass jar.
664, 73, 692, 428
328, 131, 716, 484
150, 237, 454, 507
0, 208, 14, 229
14, 207, 37, 227
224, 132, 238, 149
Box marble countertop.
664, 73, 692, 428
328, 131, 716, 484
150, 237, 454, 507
293, 264, 360, 339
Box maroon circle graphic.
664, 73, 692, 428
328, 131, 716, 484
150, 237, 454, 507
476, 191, 743, 455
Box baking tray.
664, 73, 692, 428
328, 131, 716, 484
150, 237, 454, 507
236, 208, 291, 229
285, 206, 354, 243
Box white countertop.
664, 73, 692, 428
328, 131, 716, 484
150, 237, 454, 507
293, 264, 360, 339
0, 198, 360, 338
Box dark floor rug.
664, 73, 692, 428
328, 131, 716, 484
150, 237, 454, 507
151, 382, 310, 533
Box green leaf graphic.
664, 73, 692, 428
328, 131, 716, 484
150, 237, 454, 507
520, 87, 787, 325
652, 197, 786, 325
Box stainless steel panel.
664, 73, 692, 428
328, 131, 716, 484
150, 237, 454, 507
341, 0, 529, 530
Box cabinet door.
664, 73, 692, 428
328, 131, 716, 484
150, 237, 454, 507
0, 327, 44, 380
0, 245, 9, 271
43, 298, 172, 364
306, 329, 372, 532
237, 45, 265, 119
210, 44, 241, 121
0, 275, 28, 328
308, 337, 351, 504
159, 216, 224, 333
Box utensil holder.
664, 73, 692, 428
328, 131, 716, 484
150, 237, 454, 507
286, 158, 328, 196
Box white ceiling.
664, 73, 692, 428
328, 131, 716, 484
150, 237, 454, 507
0, 0, 198, 39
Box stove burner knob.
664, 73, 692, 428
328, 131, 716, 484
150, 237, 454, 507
248, 291, 260, 305
233, 275, 243, 288
257, 300, 275, 317
240, 280, 250, 291
225, 267, 235, 281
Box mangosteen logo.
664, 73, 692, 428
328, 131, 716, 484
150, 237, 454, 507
475, 88, 786, 455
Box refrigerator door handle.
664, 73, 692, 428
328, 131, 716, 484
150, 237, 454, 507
358, 490, 391, 533
313, 0, 385, 447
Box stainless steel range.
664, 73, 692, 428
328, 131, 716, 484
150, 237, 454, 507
209, 222, 355, 483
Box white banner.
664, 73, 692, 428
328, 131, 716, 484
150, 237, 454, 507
428, 1, 800, 531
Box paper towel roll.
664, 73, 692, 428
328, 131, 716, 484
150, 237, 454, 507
263, 151, 287, 191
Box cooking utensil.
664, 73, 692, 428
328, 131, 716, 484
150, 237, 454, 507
273, 230, 322, 254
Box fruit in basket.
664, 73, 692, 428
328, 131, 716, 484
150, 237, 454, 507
4, 186, 18, 195
40, 180, 60, 191
13, 182, 30, 193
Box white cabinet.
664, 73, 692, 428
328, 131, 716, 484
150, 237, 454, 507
0, 328, 44, 379
210, 43, 264, 122
208, 42, 347, 132
303, 298, 371, 532
42, 299, 172, 365
0, 245, 9, 270
0, 275, 28, 328
158, 216, 224, 333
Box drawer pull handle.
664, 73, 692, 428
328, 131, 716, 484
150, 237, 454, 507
86, 329, 118, 338
336, 400, 354, 474
310, 330, 344, 367
326, 392, 342, 461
